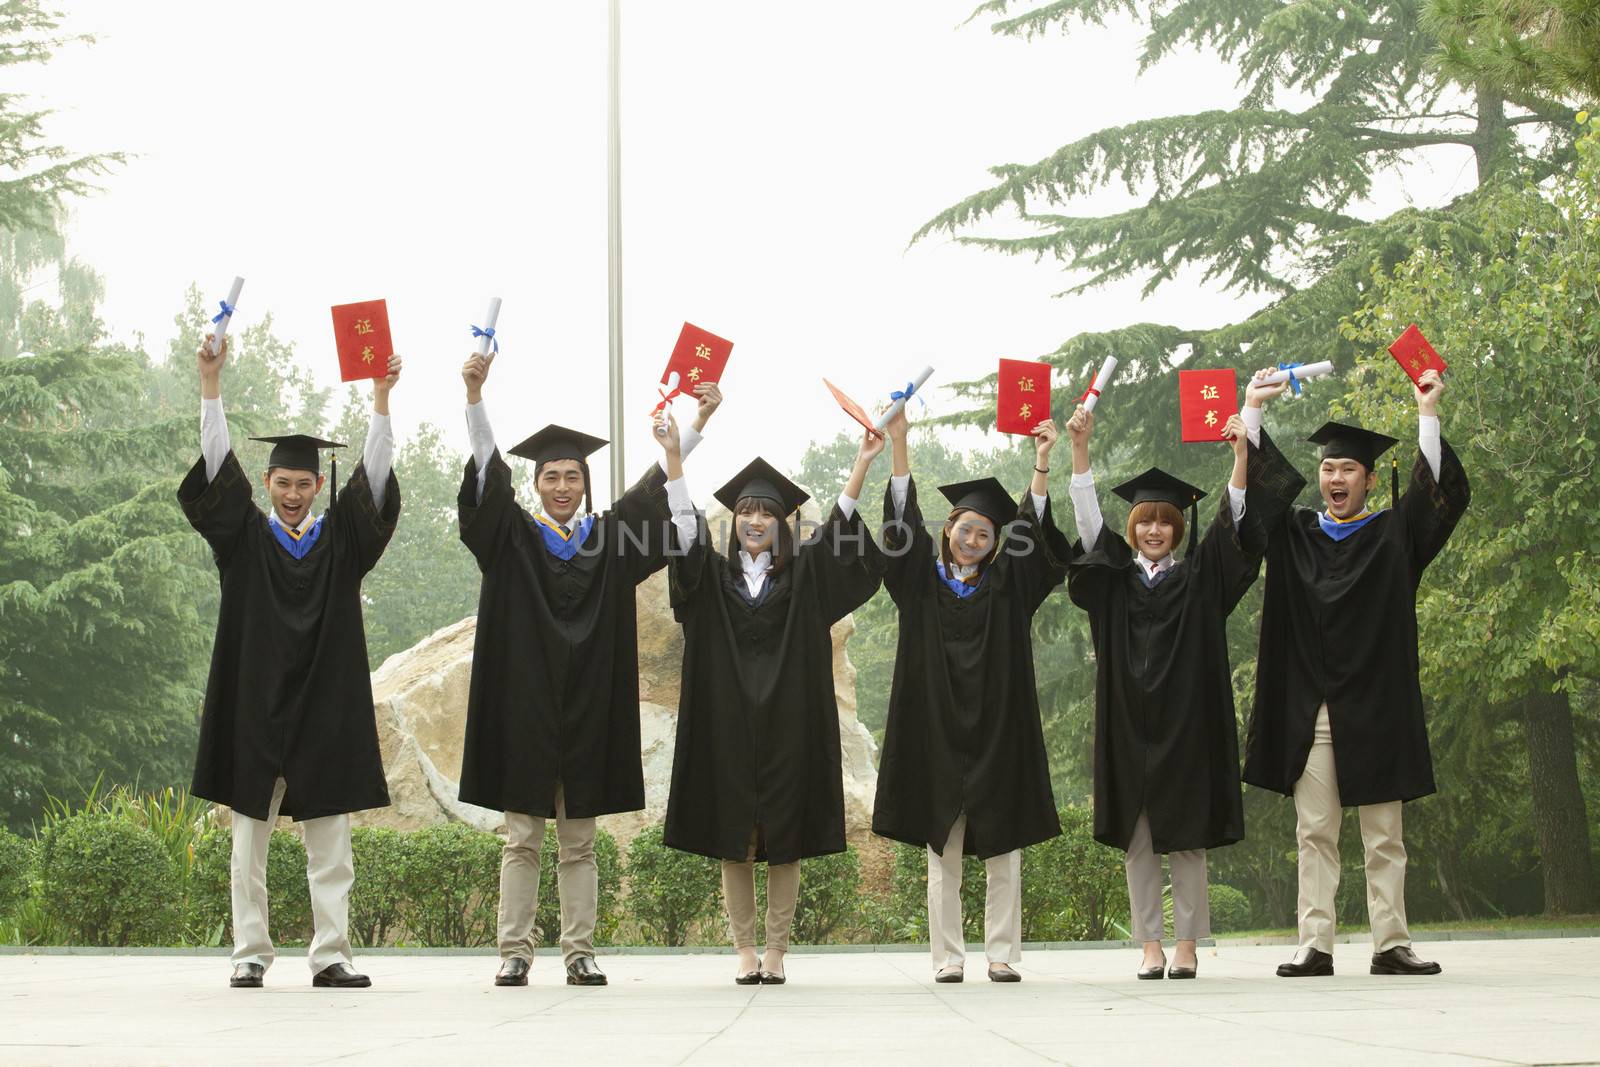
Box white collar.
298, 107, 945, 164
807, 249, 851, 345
948, 561, 979, 580
271, 509, 318, 535
740, 549, 772, 575
1138, 552, 1175, 578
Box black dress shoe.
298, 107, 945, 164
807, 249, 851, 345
1137, 963, 1166, 980
229, 963, 264, 988
734, 969, 762, 986
1167, 963, 1198, 979
934, 967, 964, 984
758, 969, 787, 985
566, 955, 608, 986
1370, 945, 1442, 976
987, 964, 1021, 983
312, 962, 371, 988
495, 957, 530, 987
1276, 946, 1334, 978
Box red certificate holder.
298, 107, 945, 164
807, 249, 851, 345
331, 300, 393, 382
1178, 368, 1239, 443
997, 359, 1051, 436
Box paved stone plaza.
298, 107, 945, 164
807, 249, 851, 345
2, 938, 1596, 1065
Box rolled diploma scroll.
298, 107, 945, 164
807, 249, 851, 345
1080, 355, 1118, 413
872, 365, 934, 432
209, 276, 245, 356
654, 371, 681, 437
475, 297, 503, 356
1259, 360, 1333, 387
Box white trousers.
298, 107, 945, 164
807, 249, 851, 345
497, 784, 598, 966
927, 812, 1022, 970
1294, 705, 1411, 953
1123, 811, 1210, 942
230, 777, 354, 973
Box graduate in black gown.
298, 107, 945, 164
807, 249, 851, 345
871, 408, 1071, 984
1238, 367, 1469, 978
454, 348, 717, 988
665, 435, 886, 985
179, 335, 401, 990
1064, 388, 1301, 980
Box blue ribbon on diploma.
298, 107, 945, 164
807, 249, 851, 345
211, 300, 236, 325
471, 325, 499, 354
890, 381, 927, 410
1277, 361, 1304, 396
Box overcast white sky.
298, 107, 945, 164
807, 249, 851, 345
17, 1, 1478, 500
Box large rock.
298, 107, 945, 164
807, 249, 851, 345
361, 502, 880, 850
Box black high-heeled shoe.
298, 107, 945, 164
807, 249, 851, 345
1167, 962, 1197, 979
735, 969, 762, 985
1137, 955, 1167, 980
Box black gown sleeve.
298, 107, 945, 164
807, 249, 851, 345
331, 461, 401, 576
1191, 494, 1264, 616
177, 451, 257, 569
880, 476, 935, 608
1397, 437, 1470, 575
610, 463, 674, 585
997, 491, 1074, 615
1067, 523, 1132, 615
1245, 428, 1308, 541
668, 513, 714, 624
457, 450, 519, 571
800, 502, 886, 626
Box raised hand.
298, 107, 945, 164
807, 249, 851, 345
692, 382, 723, 430
198, 334, 226, 399
1065, 405, 1092, 446
1034, 418, 1059, 464
374, 355, 402, 415
1222, 412, 1248, 458
1414, 368, 1444, 416
462, 351, 495, 403
1246, 367, 1289, 407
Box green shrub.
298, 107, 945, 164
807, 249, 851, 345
38, 813, 180, 945
1021, 805, 1129, 941
1209, 883, 1252, 934
0, 828, 31, 920
350, 826, 407, 948
534, 825, 623, 948
398, 822, 501, 946
187, 826, 314, 945
623, 824, 721, 946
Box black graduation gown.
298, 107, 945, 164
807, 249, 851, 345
179, 451, 400, 821
456, 451, 673, 819
1242, 430, 1470, 805
871, 478, 1071, 859
664, 503, 884, 865
1067, 448, 1301, 854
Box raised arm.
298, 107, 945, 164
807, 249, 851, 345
462, 350, 498, 502
198, 334, 231, 482
1399, 368, 1468, 572
837, 425, 886, 520
1065, 404, 1102, 547
364, 355, 401, 511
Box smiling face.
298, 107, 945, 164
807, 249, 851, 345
1318, 457, 1376, 519
736, 498, 780, 556
264, 467, 324, 528
537, 459, 586, 524
1125, 501, 1184, 563
944, 510, 996, 568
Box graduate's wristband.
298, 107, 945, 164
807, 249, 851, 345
1034, 466, 1049, 474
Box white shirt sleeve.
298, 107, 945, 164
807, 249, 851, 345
1227, 484, 1246, 523
1241, 405, 1263, 448
201, 396, 230, 482
660, 424, 704, 474
465, 400, 496, 503
1418, 414, 1441, 481
889, 473, 909, 521
837, 493, 858, 520
666, 475, 698, 550
1069, 469, 1103, 546
1031, 492, 1048, 520
363, 412, 394, 511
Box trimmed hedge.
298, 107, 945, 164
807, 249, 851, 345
622, 824, 721, 946
397, 823, 501, 947
1209, 883, 1252, 934
0, 828, 30, 919
37, 813, 180, 946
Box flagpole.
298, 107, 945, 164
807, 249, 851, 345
606, 0, 625, 501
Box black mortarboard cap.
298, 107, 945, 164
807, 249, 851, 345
713, 457, 809, 516
938, 477, 1015, 527
1307, 421, 1397, 470
1111, 467, 1207, 556
508, 424, 609, 466
251, 434, 344, 475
